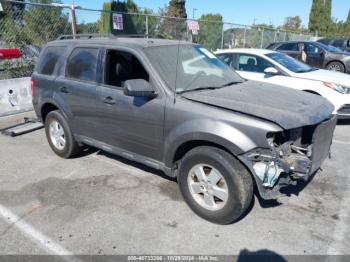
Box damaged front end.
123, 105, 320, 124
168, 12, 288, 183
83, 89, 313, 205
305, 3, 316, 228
239, 116, 337, 200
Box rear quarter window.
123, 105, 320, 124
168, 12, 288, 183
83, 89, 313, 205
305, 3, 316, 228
36, 46, 66, 75
66, 47, 99, 82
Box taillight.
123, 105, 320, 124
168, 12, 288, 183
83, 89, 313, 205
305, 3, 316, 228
0, 48, 22, 60
30, 78, 36, 97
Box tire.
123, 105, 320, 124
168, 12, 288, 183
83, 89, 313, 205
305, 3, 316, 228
45, 110, 81, 158
177, 146, 253, 224
326, 61, 345, 73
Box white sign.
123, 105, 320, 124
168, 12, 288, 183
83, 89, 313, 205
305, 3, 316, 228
112, 13, 123, 31
187, 20, 200, 35
0, 3, 3, 12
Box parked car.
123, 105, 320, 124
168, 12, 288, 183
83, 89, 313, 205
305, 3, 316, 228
267, 41, 350, 73
215, 48, 350, 119
317, 38, 350, 53
32, 35, 336, 224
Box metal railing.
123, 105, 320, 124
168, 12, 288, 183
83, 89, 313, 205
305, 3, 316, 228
0, 0, 316, 79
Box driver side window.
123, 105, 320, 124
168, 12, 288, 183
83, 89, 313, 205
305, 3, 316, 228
105, 50, 149, 88
304, 43, 322, 54
237, 54, 274, 73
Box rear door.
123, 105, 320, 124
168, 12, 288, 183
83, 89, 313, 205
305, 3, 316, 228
55, 46, 100, 137
276, 42, 301, 59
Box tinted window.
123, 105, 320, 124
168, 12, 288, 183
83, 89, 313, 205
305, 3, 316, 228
66, 48, 99, 82
332, 39, 344, 48
237, 54, 274, 73
217, 54, 233, 65
37, 46, 65, 75
277, 43, 299, 51
305, 43, 323, 54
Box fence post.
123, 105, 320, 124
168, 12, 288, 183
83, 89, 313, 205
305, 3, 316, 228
273, 29, 277, 42
145, 15, 149, 38
260, 27, 264, 48
70, 5, 77, 37
243, 26, 247, 48
221, 23, 224, 49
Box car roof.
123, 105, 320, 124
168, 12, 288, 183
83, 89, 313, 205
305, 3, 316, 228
215, 48, 277, 56
46, 36, 191, 49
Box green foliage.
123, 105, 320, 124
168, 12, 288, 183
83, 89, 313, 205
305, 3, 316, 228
282, 16, 302, 31
161, 0, 187, 39
309, 0, 325, 34
197, 13, 223, 50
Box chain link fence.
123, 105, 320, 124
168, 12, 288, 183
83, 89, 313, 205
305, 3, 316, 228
0, 0, 316, 79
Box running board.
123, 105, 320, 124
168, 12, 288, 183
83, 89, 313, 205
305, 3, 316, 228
1, 118, 43, 137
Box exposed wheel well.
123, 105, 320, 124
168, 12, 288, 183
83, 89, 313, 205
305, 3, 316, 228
41, 103, 58, 123
173, 140, 233, 164
303, 90, 321, 96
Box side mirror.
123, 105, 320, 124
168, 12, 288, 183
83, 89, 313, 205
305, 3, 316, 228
264, 67, 279, 76
124, 79, 157, 98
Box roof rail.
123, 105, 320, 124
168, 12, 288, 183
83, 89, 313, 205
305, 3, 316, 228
56, 34, 148, 40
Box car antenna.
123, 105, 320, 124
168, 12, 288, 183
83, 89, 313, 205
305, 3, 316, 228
174, 39, 181, 103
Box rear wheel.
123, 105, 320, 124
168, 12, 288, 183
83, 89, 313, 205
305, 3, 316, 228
326, 61, 345, 73
45, 110, 81, 158
177, 146, 253, 224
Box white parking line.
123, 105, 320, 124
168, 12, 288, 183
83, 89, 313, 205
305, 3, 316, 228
333, 139, 350, 145
326, 173, 350, 256
0, 204, 80, 262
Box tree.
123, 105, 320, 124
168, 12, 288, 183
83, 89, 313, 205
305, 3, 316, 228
309, 0, 325, 34
324, 0, 333, 33
282, 16, 302, 31
197, 13, 223, 50
100, 0, 152, 36
345, 10, 350, 35
161, 0, 187, 39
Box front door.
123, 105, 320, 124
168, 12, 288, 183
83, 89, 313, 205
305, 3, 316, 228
304, 42, 324, 68
94, 48, 165, 161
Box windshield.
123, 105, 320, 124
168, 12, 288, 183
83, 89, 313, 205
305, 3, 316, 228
316, 42, 343, 53
145, 44, 243, 93
266, 52, 316, 73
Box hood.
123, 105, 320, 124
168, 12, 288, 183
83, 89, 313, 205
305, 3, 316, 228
181, 81, 334, 129
296, 69, 350, 87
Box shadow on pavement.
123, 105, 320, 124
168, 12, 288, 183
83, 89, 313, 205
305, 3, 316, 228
237, 248, 287, 262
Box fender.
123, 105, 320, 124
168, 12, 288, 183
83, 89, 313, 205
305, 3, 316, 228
163, 119, 257, 167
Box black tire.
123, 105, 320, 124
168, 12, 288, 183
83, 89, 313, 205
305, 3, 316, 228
45, 110, 81, 158
326, 61, 345, 73
177, 146, 253, 224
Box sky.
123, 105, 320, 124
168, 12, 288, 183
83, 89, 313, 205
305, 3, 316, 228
64, 0, 350, 27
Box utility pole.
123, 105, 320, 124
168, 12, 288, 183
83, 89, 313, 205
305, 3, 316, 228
192, 8, 198, 19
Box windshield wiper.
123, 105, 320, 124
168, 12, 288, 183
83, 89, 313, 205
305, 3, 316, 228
178, 81, 243, 94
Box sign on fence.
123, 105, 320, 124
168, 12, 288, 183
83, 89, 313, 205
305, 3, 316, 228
112, 13, 124, 31
187, 20, 200, 35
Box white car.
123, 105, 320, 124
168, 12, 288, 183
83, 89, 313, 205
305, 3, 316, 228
215, 48, 350, 119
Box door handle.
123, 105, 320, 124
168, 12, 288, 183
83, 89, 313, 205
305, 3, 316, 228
59, 86, 69, 93
102, 96, 116, 105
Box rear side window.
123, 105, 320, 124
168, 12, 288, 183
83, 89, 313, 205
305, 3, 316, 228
277, 43, 299, 51
66, 48, 99, 82
333, 39, 344, 48
37, 46, 66, 75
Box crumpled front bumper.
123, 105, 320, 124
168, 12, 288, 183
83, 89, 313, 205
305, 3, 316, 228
239, 115, 337, 200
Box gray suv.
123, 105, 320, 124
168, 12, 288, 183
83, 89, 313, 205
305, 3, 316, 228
32, 35, 336, 224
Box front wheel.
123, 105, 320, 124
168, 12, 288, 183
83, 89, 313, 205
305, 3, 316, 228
177, 146, 253, 224
326, 61, 345, 73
